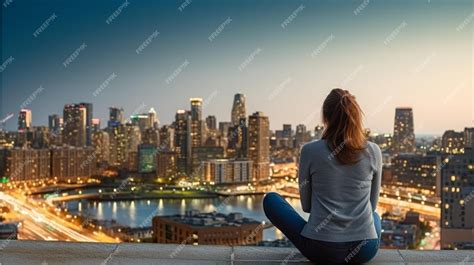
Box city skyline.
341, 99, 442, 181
4, 95, 472, 137
1, 0, 473, 134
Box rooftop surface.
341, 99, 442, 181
0, 240, 473, 265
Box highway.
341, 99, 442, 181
0, 192, 117, 242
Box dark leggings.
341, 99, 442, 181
263, 192, 381, 264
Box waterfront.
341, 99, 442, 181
64, 195, 309, 241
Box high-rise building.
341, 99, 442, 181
218, 121, 231, 135
138, 144, 157, 173
295, 124, 310, 148
92, 131, 110, 166
91, 118, 101, 132
275, 124, 293, 149
79, 102, 93, 146
441, 130, 464, 154
231, 93, 246, 126
124, 124, 141, 159
464, 127, 474, 149
190, 98, 204, 147
148, 107, 159, 129
108, 107, 124, 127
18, 109, 32, 131
156, 150, 178, 180
63, 104, 87, 147
48, 114, 62, 134
393, 107, 415, 154
1, 148, 50, 182
440, 148, 474, 249
143, 127, 160, 146
159, 125, 175, 150
31, 126, 50, 149
108, 124, 126, 166
248, 111, 270, 181
51, 146, 96, 183
206, 115, 217, 130
131, 113, 152, 132
227, 118, 248, 159
189, 98, 205, 173
175, 110, 192, 175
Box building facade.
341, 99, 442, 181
393, 107, 415, 154
248, 112, 270, 181
152, 211, 263, 246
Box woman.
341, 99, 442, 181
263, 89, 382, 264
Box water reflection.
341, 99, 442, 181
112, 202, 117, 219
65, 195, 308, 241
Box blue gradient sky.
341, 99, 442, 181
1, 0, 473, 134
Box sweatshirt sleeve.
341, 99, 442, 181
299, 144, 312, 213
370, 143, 383, 211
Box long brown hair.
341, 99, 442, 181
322, 88, 367, 164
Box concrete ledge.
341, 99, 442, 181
0, 240, 473, 264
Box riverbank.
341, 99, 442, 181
50, 190, 220, 202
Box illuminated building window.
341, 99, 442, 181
445, 204, 450, 209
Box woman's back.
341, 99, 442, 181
263, 89, 382, 264
298, 139, 382, 242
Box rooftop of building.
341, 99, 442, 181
1, 240, 473, 264
155, 210, 262, 228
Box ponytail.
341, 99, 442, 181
322, 89, 366, 164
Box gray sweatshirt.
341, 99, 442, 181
298, 139, 382, 242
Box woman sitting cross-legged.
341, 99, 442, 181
263, 88, 382, 264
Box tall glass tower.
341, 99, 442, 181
231, 93, 246, 126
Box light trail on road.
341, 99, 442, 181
0, 192, 98, 242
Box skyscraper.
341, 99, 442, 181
79, 102, 93, 146
190, 98, 204, 147
62, 104, 87, 147
174, 110, 192, 175
108, 107, 124, 127
206, 115, 217, 130
92, 131, 110, 165
48, 114, 62, 134
18, 109, 32, 131
148, 107, 159, 129
393, 107, 415, 154
231, 93, 246, 126
108, 124, 127, 166
248, 111, 270, 181
228, 117, 248, 159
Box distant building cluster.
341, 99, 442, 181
368, 107, 474, 250
0, 94, 273, 185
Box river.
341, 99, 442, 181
64, 194, 309, 241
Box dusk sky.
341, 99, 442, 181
1, 0, 472, 134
